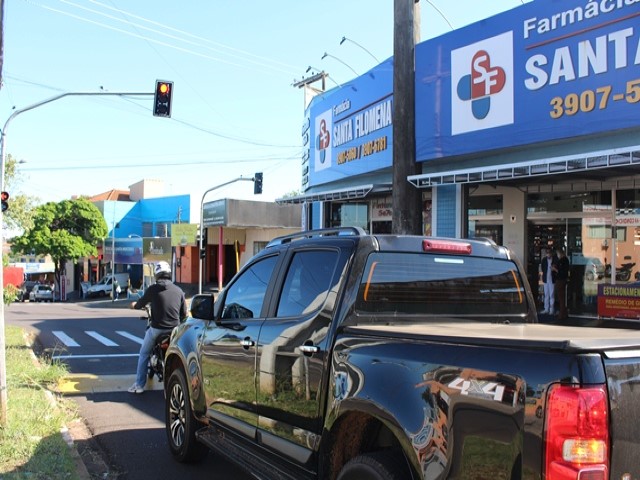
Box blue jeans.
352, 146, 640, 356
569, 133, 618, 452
135, 326, 172, 388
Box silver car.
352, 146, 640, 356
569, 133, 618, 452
29, 285, 54, 302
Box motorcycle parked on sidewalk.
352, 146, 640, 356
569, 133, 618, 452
140, 305, 173, 383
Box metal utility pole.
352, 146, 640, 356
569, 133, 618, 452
392, 0, 423, 235
0, 90, 152, 425
198, 175, 260, 294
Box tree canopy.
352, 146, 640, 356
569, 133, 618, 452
10, 198, 108, 283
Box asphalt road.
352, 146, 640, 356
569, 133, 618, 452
69, 388, 251, 479
6, 300, 253, 480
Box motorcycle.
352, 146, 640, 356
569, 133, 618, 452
604, 261, 636, 282
140, 305, 173, 383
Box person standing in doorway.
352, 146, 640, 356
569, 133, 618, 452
540, 248, 558, 315
555, 248, 570, 320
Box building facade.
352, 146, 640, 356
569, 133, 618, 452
279, 0, 640, 317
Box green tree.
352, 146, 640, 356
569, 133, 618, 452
3, 153, 38, 233
10, 198, 108, 288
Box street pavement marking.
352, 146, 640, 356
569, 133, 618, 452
53, 330, 80, 347
57, 374, 164, 394
116, 330, 143, 344
52, 352, 139, 360
85, 331, 119, 346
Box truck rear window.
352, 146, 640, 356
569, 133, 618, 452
356, 252, 528, 317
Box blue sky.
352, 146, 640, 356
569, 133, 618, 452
1, 0, 526, 221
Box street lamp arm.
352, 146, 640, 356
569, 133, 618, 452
321, 52, 359, 77
339, 36, 380, 63
1, 91, 152, 191
198, 177, 254, 294
0, 89, 154, 425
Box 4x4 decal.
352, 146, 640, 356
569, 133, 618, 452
447, 377, 506, 403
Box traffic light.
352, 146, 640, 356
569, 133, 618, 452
1, 191, 9, 212
254, 172, 263, 195
153, 80, 173, 117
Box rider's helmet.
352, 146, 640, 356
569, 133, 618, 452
154, 261, 171, 280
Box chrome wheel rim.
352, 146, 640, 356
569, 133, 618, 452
168, 381, 186, 448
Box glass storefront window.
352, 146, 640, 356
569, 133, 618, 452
468, 195, 503, 244
329, 203, 368, 231
527, 191, 611, 214
526, 188, 640, 318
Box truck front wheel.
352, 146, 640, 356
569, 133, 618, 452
337, 451, 407, 480
165, 368, 208, 463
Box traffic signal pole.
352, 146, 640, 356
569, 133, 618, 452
198, 174, 262, 294
0, 90, 152, 425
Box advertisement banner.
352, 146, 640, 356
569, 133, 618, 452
142, 237, 172, 263
597, 283, 640, 319
415, 0, 640, 161
307, 59, 394, 187
171, 223, 198, 247
103, 237, 143, 265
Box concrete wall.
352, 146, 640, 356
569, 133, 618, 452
129, 179, 165, 201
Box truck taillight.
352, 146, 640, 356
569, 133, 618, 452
544, 384, 609, 480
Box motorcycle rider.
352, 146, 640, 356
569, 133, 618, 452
128, 261, 187, 394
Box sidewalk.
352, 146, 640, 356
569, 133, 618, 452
73, 282, 212, 309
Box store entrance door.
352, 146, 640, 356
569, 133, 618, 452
528, 219, 597, 316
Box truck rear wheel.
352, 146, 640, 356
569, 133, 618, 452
337, 451, 407, 480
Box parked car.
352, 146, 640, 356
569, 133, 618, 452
29, 284, 54, 302
18, 281, 39, 302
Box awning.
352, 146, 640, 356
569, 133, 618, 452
408, 147, 640, 188
276, 183, 392, 205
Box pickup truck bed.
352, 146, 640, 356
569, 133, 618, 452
352, 322, 640, 350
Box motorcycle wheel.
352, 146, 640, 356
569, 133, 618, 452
166, 368, 208, 463
619, 270, 631, 282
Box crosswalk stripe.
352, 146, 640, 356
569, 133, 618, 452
85, 331, 119, 347
53, 331, 80, 347
116, 331, 144, 345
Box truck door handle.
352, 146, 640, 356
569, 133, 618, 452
241, 337, 255, 349
299, 344, 320, 355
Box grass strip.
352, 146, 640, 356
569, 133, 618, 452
0, 325, 79, 479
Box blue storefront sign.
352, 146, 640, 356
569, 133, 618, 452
305, 0, 640, 189
415, 0, 640, 160
307, 59, 394, 188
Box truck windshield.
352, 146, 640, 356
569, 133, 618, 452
356, 252, 528, 317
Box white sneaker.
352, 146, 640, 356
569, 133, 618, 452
540, 310, 548, 314
127, 384, 144, 394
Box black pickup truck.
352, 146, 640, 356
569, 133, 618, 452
163, 227, 640, 480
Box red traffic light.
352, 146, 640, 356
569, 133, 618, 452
1, 191, 8, 212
